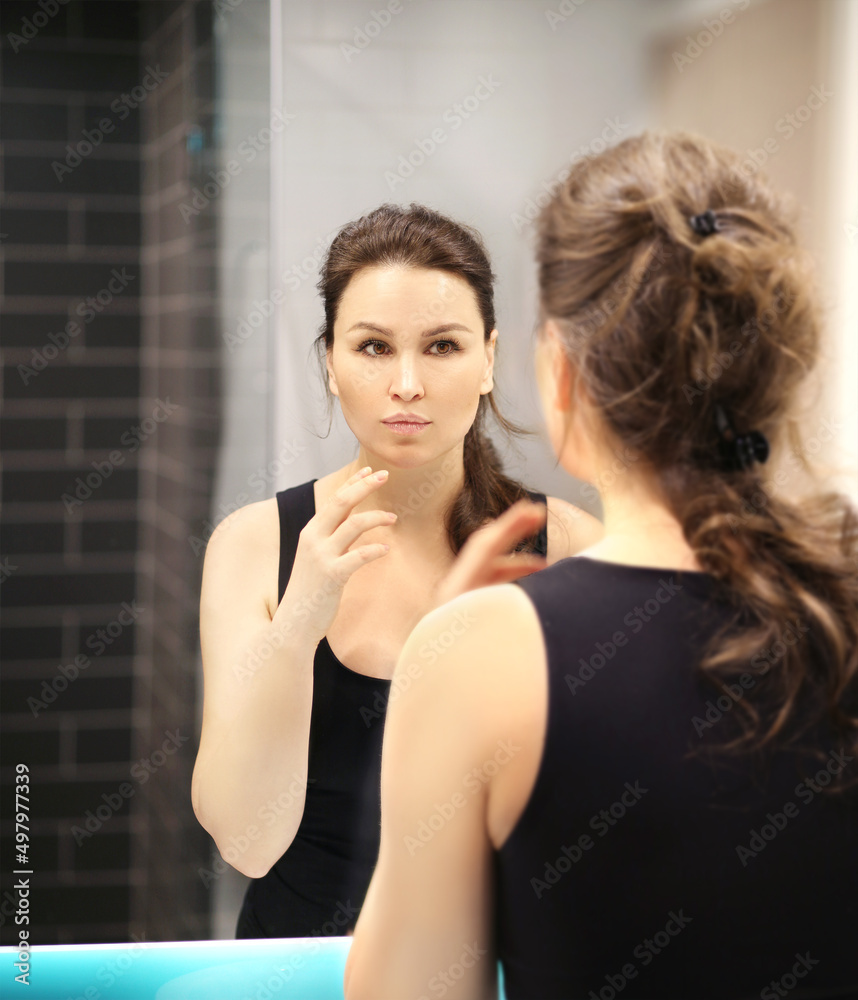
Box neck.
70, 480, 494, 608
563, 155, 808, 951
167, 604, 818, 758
581, 458, 700, 569
342, 444, 466, 537
601, 487, 682, 539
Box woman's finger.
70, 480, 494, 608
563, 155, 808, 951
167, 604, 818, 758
495, 554, 549, 575
467, 500, 547, 559
466, 555, 549, 587
314, 468, 389, 533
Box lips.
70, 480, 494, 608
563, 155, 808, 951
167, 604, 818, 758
382, 414, 431, 436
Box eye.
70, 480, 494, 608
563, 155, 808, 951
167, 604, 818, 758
356, 339, 389, 358
356, 338, 463, 358
429, 338, 463, 356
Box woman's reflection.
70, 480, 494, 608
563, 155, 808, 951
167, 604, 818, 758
190, 204, 604, 938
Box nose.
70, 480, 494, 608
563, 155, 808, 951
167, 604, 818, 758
389, 356, 424, 401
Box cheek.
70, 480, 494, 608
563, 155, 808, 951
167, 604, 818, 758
334, 357, 385, 404
438, 374, 483, 416
449, 353, 489, 391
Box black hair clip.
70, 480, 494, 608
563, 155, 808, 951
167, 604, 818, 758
714, 404, 769, 471
689, 210, 720, 238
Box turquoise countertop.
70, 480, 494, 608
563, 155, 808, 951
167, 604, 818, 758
1, 937, 351, 1000
0, 937, 508, 1000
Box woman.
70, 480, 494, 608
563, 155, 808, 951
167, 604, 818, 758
344, 133, 858, 999
190, 204, 604, 938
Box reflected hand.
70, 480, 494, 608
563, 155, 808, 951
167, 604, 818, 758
278, 467, 395, 646
433, 499, 548, 608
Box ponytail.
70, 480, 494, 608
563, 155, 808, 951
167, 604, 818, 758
536, 131, 858, 788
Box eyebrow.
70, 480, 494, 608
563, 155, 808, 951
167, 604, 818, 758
345, 322, 476, 338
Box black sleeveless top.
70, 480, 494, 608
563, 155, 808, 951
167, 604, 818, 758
237, 480, 549, 938
496, 556, 858, 999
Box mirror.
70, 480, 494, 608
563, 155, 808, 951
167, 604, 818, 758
2, 0, 855, 952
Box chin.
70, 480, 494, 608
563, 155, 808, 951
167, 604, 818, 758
381, 452, 427, 471
361, 436, 426, 467
374, 435, 461, 474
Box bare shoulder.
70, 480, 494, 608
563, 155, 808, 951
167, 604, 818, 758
202, 497, 280, 617
545, 494, 604, 564
204, 496, 279, 559
397, 584, 547, 738
394, 583, 549, 850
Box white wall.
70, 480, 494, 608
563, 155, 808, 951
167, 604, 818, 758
269, 0, 856, 509
212, 0, 275, 519
823, 0, 858, 501
270, 0, 658, 514
651, 0, 857, 501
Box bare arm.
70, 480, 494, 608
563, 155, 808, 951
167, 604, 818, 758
343, 582, 546, 1000
191, 468, 397, 877
191, 501, 317, 877
344, 591, 505, 1000
345, 494, 555, 997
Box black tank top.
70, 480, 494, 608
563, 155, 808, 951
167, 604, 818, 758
496, 556, 858, 999
237, 479, 549, 938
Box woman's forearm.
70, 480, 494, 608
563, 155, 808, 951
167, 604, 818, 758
192, 610, 318, 878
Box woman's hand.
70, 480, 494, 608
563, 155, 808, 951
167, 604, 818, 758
433, 498, 548, 608
277, 467, 396, 646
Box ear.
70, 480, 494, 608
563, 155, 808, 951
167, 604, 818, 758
326, 346, 339, 398
543, 320, 574, 412
479, 329, 498, 394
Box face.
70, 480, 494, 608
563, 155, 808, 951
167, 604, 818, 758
327, 265, 497, 468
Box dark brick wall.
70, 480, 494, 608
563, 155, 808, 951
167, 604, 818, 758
1, 0, 217, 943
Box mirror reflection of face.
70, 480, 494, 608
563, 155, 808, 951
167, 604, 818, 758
327, 265, 497, 468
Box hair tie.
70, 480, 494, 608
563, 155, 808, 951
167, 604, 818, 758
714, 404, 769, 471
689, 210, 720, 238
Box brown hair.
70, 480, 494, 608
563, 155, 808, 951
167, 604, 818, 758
536, 131, 858, 788
314, 202, 541, 555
